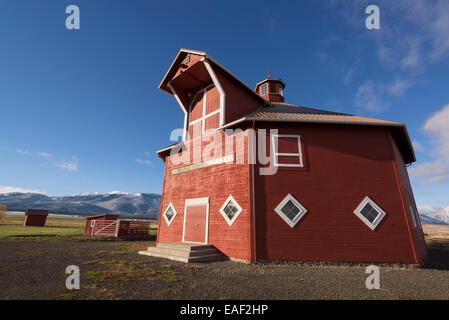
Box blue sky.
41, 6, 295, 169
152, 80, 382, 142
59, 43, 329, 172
0, 0, 448, 206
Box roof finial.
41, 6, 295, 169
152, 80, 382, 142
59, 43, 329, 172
268, 69, 271, 79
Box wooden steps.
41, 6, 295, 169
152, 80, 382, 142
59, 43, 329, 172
138, 242, 227, 263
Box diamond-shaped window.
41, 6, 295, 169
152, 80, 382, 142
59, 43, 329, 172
163, 203, 177, 226
219, 195, 243, 226
354, 196, 386, 230
274, 194, 308, 228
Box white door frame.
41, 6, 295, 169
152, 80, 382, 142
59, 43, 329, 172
182, 197, 210, 244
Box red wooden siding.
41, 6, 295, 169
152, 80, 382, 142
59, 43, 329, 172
23, 214, 47, 227
389, 134, 428, 262
212, 65, 265, 124
254, 123, 422, 264
117, 220, 152, 238
157, 130, 252, 261
189, 91, 204, 122
205, 86, 220, 114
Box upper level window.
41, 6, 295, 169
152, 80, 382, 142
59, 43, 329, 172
279, 85, 283, 96
188, 85, 220, 137
260, 83, 268, 96
271, 134, 304, 167
354, 196, 386, 230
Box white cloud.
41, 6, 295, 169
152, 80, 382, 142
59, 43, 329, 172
354, 77, 413, 112
422, 103, 449, 160
136, 158, 152, 166
412, 140, 424, 152
137, 152, 152, 166
0, 186, 46, 194
409, 103, 449, 185
384, 78, 413, 97
343, 67, 356, 86
37, 152, 52, 159
17, 149, 31, 155
354, 80, 390, 112
385, 0, 449, 66
57, 156, 79, 172
409, 160, 449, 185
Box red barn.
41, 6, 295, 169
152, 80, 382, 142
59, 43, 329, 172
140, 48, 427, 265
23, 209, 48, 227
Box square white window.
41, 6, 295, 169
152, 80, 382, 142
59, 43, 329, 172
219, 195, 243, 226
354, 196, 386, 230
271, 134, 304, 167
163, 203, 177, 226
260, 83, 268, 96
274, 194, 308, 228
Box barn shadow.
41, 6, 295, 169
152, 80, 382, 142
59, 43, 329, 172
421, 240, 449, 270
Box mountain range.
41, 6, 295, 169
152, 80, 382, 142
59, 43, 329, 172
418, 205, 449, 225
0, 192, 161, 219
1, 192, 448, 225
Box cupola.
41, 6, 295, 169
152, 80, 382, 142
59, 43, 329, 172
255, 71, 286, 103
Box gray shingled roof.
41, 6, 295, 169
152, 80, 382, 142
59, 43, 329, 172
243, 103, 402, 126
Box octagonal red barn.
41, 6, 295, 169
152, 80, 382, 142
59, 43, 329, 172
138, 49, 427, 265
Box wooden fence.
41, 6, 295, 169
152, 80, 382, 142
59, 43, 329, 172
90, 219, 151, 238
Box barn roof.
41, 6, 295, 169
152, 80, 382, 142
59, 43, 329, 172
158, 48, 269, 106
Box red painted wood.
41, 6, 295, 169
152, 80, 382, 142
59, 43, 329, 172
254, 122, 426, 264
157, 50, 426, 264
158, 130, 251, 261
184, 205, 207, 243
23, 214, 47, 227
84, 215, 118, 235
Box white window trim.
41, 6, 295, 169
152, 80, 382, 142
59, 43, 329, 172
409, 205, 422, 229
219, 194, 243, 226
409, 205, 417, 228
163, 202, 177, 226
260, 83, 268, 96
202, 59, 225, 127
271, 134, 304, 167
354, 196, 387, 231
182, 197, 210, 244
187, 84, 220, 136
167, 83, 188, 141
274, 193, 308, 228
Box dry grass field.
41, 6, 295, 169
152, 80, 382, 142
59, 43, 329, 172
0, 214, 449, 300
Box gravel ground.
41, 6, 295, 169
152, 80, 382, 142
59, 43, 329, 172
1, 239, 449, 300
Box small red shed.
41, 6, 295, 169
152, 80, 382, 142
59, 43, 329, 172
23, 209, 48, 227
148, 48, 428, 265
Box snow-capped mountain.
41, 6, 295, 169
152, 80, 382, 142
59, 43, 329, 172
0, 192, 161, 219
418, 205, 449, 225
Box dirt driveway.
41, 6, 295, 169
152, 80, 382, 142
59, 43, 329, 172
1, 239, 449, 300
